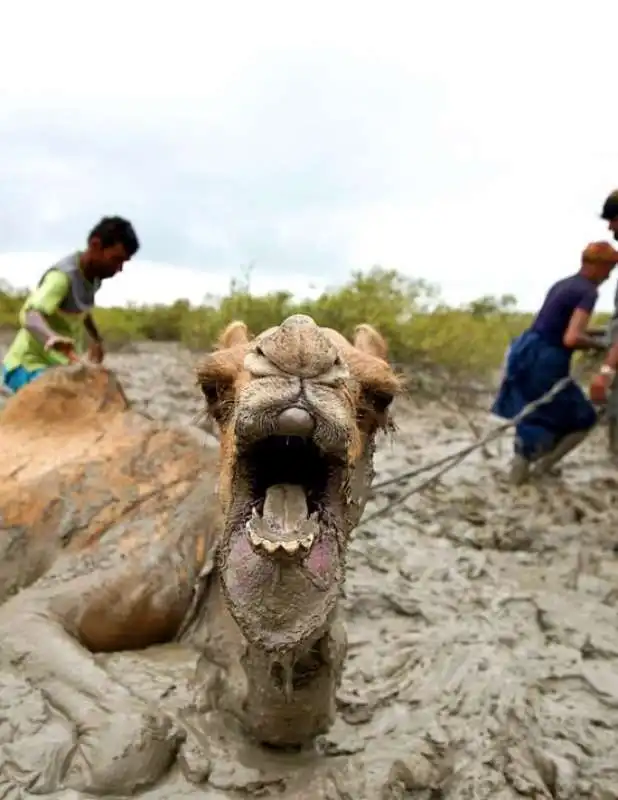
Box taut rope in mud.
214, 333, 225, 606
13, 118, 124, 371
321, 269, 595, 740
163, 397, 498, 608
364, 376, 604, 524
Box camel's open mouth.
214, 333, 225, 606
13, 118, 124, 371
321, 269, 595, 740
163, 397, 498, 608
239, 434, 343, 556
247, 435, 330, 514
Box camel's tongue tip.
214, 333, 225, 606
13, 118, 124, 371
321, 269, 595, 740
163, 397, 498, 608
262, 484, 309, 524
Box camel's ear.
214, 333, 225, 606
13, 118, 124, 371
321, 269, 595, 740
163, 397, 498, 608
217, 321, 251, 349
323, 327, 352, 351
353, 324, 388, 360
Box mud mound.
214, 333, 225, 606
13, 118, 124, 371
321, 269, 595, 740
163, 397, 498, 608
1, 364, 130, 430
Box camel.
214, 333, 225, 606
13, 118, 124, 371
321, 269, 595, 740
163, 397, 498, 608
0, 314, 400, 797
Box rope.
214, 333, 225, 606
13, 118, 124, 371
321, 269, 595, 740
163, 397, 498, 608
363, 375, 603, 525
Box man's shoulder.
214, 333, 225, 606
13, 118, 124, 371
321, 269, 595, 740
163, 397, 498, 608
37, 253, 79, 286
49, 252, 80, 274
556, 274, 596, 297
575, 274, 599, 298
37, 268, 71, 293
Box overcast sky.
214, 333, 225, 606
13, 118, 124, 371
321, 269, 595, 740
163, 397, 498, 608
1, 0, 618, 311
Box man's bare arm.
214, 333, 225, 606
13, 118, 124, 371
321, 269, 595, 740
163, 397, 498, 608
84, 314, 102, 343
24, 310, 66, 348
21, 270, 75, 353
602, 342, 618, 371
589, 339, 618, 403
563, 309, 606, 351
569, 333, 605, 351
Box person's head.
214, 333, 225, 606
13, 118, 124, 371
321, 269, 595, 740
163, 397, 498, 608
83, 216, 140, 280
580, 241, 618, 284
601, 191, 618, 241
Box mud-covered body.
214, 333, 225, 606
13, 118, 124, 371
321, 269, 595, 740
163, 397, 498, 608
0, 316, 398, 796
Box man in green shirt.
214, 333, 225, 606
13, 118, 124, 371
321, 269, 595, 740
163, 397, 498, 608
2, 216, 140, 394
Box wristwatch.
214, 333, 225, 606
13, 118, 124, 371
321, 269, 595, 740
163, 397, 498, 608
600, 364, 616, 381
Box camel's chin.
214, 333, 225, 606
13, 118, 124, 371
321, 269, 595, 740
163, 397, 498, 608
220, 528, 341, 652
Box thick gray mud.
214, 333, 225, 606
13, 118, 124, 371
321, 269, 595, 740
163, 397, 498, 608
2, 341, 618, 798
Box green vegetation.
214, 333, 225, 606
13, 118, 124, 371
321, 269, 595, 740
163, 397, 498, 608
0, 269, 611, 378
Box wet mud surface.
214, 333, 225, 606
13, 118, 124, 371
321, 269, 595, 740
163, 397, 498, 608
2, 341, 618, 798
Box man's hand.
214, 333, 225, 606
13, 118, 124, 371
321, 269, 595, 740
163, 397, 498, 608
590, 370, 614, 404
88, 340, 105, 364
45, 335, 79, 363
84, 315, 104, 364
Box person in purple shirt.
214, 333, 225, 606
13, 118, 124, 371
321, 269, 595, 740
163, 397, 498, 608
492, 241, 618, 484
589, 192, 618, 404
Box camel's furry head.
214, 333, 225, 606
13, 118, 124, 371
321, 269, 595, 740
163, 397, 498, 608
196, 314, 401, 655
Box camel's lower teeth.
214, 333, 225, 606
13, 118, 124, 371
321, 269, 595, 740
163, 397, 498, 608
247, 530, 315, 554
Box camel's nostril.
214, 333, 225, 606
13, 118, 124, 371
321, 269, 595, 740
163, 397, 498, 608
276, 407, 315, 438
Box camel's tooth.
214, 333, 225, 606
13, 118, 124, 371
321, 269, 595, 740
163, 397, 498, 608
248, 530, 262, 547
300, 533, 315, 550
248, 531, 309, 556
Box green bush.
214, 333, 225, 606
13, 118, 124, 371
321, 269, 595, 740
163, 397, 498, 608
0, 267, 611, 379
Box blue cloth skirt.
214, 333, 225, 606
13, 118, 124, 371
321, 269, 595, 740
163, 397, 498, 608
1, 365, 46, 394
491, 330, 596, 460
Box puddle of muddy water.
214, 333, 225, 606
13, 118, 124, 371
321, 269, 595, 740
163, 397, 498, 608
4, 343, 618, 799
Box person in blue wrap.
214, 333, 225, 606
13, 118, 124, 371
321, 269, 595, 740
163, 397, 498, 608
492, 241, 618, 484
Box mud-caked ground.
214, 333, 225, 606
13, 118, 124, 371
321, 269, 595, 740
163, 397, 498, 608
2, 341, 618, 799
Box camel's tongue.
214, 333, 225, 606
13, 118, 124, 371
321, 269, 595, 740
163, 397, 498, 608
262, 484, 309, 529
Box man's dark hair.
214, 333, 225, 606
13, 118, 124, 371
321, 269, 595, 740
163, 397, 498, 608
601, 191, 618, 221
88, 216, 140, 257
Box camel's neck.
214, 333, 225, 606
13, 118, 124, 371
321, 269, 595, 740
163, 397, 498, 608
182, 575, 347, 747
184, 576, 347, 748
239, 613, 347, 748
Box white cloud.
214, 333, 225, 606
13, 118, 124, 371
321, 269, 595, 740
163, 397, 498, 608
1, 0, 617, 312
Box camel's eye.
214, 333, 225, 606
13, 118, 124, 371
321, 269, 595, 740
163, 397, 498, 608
200, 379, 236, 425
366, 389, 394, 414
201, 382, 219, 405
